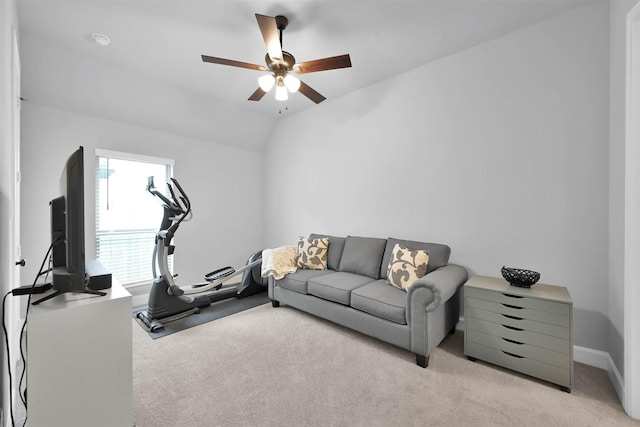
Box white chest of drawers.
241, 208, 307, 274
464, 275, 573, 392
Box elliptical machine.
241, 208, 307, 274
136, 176, 266, 332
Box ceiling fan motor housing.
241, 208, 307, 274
265, 51, 296, 71
275, 15, 288, 31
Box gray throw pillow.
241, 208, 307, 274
339, 236, 387, 279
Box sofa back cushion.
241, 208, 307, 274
339, 236, 387, 279
379, 238, 451, 279
310, 233, 346, 271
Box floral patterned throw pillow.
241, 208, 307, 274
386, 243, 430, 290
296, 236, 329, 270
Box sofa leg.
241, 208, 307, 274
271, 300, 280, 308
415, 354, 429, 368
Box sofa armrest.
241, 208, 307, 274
406, 264, 468, 356
268, 276, 277, 300
407, 264, 468, 314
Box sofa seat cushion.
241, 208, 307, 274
308, 272, 375, 305
277, 269, 334, 295
350, 280, 408, 325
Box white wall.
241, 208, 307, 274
264, 3, 610, 351
20, 103, 264, 289
18, 30, 275, 152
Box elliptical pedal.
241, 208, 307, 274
204, 266, 235, 282
192, 266, 235, 289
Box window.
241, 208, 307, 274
95, 150, 173, 286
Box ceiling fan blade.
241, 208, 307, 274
201, 55, 266, 71
255, 14, 283, 63
248, 87, 267, 101
298, 81, 326, 104
294, 54, 352, 74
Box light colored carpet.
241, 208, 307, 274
133, 304, 639, 427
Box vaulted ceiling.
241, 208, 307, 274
18, 0, 588, 151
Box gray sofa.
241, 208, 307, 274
268, 234, 468, 367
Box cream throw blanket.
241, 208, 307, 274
261, 245, 298, 280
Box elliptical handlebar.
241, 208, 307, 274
169, 178, 190, 213
147, 176, 192, 221
147, 176, 181, 215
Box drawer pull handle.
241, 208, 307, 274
502, 351, 524, 359
502, 324, 524, 331
502, 337, 524, 345
502, 293, 524, 299
502, 303, 523, 310
502, 314, 523, 320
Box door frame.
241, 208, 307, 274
625, 1, 640, 419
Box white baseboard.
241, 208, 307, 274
572, 346, 625, 403
132, 294, 149, 308
124, 282, 152, 309
573, 345, 609, 369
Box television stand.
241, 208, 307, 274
27, 281, 132, 426
32, 288, 107, 305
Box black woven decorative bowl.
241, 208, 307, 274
501, 266, 540, 288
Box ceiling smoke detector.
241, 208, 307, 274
92, 33, 111, 46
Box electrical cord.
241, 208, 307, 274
17, 261, 52, 414
18, 256, 52, 409
2, 240, 57, 427
3, 290, 16, 427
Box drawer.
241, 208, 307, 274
466, 297, 570, 327
466, 341, 571, 388
466, 329, 570, 369
466, 314, 570, 353
466, 306, 570, 340
466, 285, 570, 315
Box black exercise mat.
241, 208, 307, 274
133, 292, 271, 339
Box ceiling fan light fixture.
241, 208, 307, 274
202, 13, 352, 106
284, 74, 300, 93
258, 74, 276, 92
275, 84, 288, 101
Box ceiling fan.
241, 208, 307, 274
201, 13, 352, 104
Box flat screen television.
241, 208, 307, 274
51, 146, 86, 292
33, 146, 107, 304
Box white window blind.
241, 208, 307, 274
95, 150, 173, 286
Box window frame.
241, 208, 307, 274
94, 149, 174, 287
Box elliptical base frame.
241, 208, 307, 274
137, 251, 266, 333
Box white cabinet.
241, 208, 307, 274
27, 282, 133, 426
